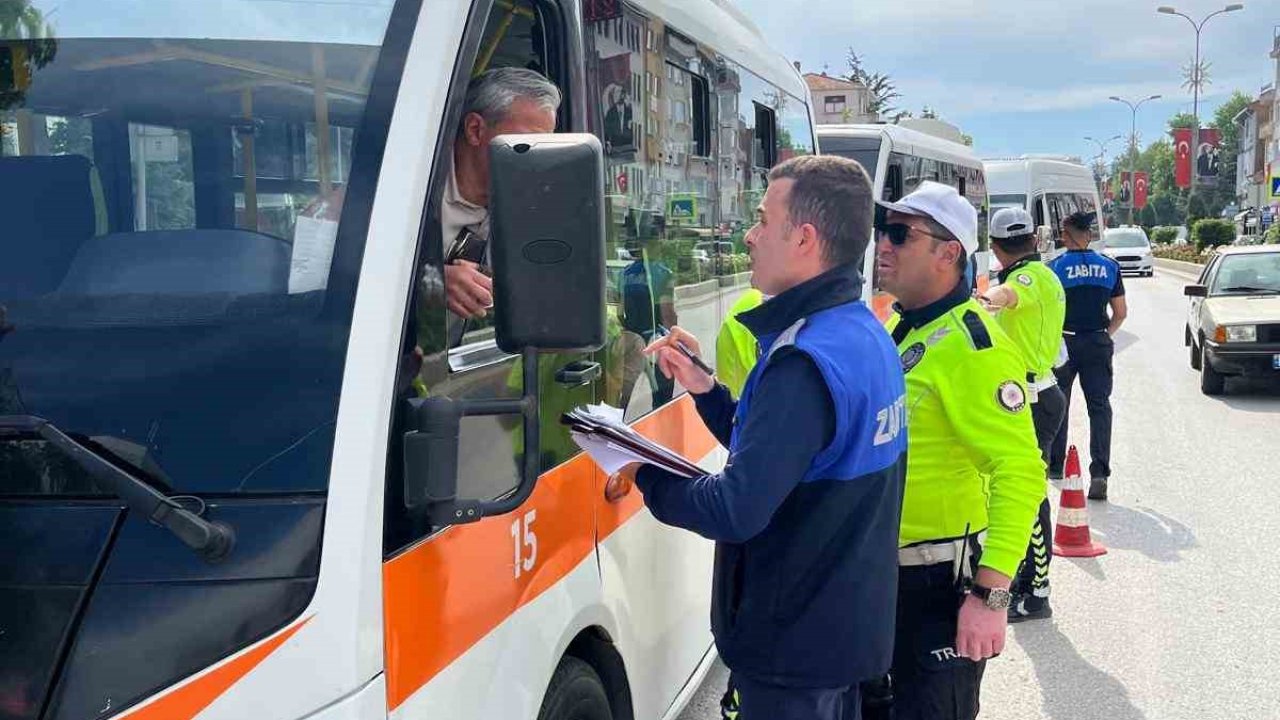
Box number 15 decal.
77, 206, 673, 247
511, 510, 538, 579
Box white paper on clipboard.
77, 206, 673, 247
289, 215, 339, 294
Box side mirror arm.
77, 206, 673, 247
404, 348, 540, 526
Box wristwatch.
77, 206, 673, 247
969, 583, 1013, 611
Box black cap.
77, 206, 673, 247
1063, 210, 1096, 232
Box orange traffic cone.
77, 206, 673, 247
1052, 445, 1107, 558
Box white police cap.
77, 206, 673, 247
876, 181, 978, 255
990, 207, 1036, 240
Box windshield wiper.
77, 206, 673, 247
0, 415, 234, 561
1217, 286, 1279, 294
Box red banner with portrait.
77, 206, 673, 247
1116, 171, 1133, 208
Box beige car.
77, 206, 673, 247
1184, 245, 1280, 395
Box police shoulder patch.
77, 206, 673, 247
997, 380, 1027, 413
900, 342, 926, 372
1016, 273, 1033, 287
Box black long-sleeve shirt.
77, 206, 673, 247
635, 349, 835, 544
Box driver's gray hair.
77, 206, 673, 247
464, 67, 562, 123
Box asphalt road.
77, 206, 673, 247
678, 266, 1280, 719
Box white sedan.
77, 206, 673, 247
1184, 245, 1280, 395
1099, 226, 1154, 276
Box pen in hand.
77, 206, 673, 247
673, 339, 714, 376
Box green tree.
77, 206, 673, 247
0, 1, 57, 111
1142, 140, 1175, 192
1187, 193, 1210, 223
1168, 112, 1198, 131
47, 116, 93, 158
1150, 193, 1179, 227
1206, 90, 1252, 213
147, 137, 196, 230
845, 49, 901, 117
777, 124, 795, 152
1138, 140, 1183, 225
1192, 218, 1233, 251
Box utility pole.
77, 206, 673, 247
1158, 4, 1245, 210
1109, 96, 1161, 225
1085, 134, 1123, 212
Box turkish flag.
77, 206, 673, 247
1173, 128, 1192, 188
1134, 171, 1149, 209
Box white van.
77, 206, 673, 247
818, 123, 991, 315
984, 156, 1102, 253
0, 1, 814, 719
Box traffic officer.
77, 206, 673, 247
979, 207, 1067, 623
1047, 211, 1127, 500
870, 181, 1045, 720
712, 283, 764, 719
715, 288, 764, 399
623, 155, 908, 718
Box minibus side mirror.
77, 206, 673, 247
402, 397, 464, 521
1184, 284, 1208, 298
402, 134, 607, 526
489, 133, 606, 354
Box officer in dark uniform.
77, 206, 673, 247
623, 156, 907, 719
1047, 211, 1128, 500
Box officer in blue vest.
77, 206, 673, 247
1047, 210, 1128, 500
621, 155, 908, 719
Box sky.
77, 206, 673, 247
735, 0, 1279, 166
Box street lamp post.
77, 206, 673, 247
1085, 134, 1123, 219
1109, 95, 1162, 225
1158, 4, 1245, 203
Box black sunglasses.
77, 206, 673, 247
875, 222, 955, 247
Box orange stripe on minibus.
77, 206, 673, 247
382, 393, 718, 710
594, 394, 719, 539
115, 617, 311, 720
382, 450, 597, 709
870, 293, 895, 321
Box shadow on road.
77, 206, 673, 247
1214, 379, 1280, 412
1013, 621, 1147, 720
1086, 504, 1196, 563
1111, 327, 1141, 355
1062, 556, 1106, 581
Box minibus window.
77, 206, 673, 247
819, 135, 882, 180
753, 102, 777, 168
0, 0, 403, 497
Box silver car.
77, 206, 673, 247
1100, 226, 1154, 277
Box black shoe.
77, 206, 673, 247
1008, 593, 1053, 623
1088, 477, 1108, 501
1048, 467, 1064, 481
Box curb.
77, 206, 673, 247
1154, 257, 1204, 280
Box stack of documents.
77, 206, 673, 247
562, 404, 702, 478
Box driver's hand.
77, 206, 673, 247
444, 260, 493, 319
